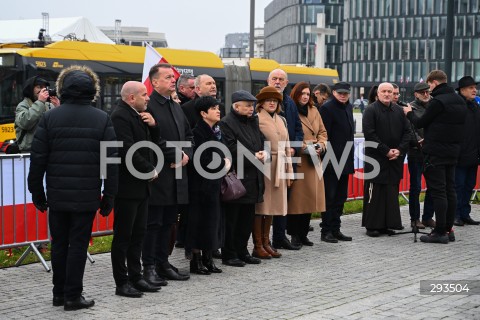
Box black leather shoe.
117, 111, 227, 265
290, 235, 303, 248
115, 283, 144, 298
156, 263, 190, 281
321, 232, 338, 243
420, 233, 449, 244
366, 230, 380, 237
239, 254, 261, 264
52, 295, 64, 307
132, 279, 161, 292
333, 231, 352, 241
463, 217, 480, 225
222, 258, 245, 267
169, 263, 190, 277
143, 265, 168, 286
272, 238, 301, 250
380, 229, 396, 236
300, 236, 314, 246
203, 252, 222, 273
64, 296, 95, 311
453, 218, 465, 226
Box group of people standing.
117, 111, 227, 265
21, 63, 478, 312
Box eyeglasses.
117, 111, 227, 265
417, 91, 430, 95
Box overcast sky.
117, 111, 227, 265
0, 0, 272, 53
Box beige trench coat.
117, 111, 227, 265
255, 110, 293, 215
287, 105, 328, 214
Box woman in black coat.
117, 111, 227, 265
186, 96, 230, 275
219, 90, 266, 267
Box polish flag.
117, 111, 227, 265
142, 43, 180, 95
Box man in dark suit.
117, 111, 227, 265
142, 63, 194, 281
319, 82, 355, 243
110, 81, 164, 298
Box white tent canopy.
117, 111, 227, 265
0, 16, 114, 44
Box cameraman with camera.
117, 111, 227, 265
14, 76, 60, 152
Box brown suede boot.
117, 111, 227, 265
262, 216, 281, 258
252, 215, 271, 259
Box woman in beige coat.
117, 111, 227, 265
253, 86, 294, 259
287, 81, 327, 247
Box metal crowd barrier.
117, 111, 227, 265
0, 153, 113, 271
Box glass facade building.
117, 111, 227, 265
343, 0, 480, 99
264, 0, 344, 74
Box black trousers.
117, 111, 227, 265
272, 188, 291, 243
424, 163, 456, 234
222, 203, 255, 261
111, 197, 148, 286
321, 171, 349, 234
49, 210, 96, 300
287, 213, 311, 238
142, 205, 177, 266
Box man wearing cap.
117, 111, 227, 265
319, 82, 355, 243
404, 70, 467, 243
406, 82, 435, 230
219, 90, 266, 267
362, 82, 411, 237
14, 76, 60, 152
267, 68, 304, 251
453, 76, 480, 227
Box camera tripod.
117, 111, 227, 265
389, 223, 430, 243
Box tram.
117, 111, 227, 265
0, 40, 339, 142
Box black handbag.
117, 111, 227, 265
2, 131, 26, 154
221, 170, 247, 202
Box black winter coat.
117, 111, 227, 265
28, 104, 118, 212
363, 100, 411, 184
110, 100, 160, 199
186, 119, 225, 250
457, 95, 480, 167
407, 83, 467, 165
320, 97, 355, 175
147, 90, 194, 206
219, 109, 264, 204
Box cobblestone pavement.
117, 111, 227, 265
1, 206, 479, 320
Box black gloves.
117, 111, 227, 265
32, 193, 48, 213
99, 194, 114, 217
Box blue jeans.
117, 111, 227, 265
454, 165, 478, 220
408, 160, 434, 221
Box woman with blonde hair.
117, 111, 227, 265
287, 81, 327, 247
252, 86, 293, 259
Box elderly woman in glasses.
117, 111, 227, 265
251, 86, 293, 259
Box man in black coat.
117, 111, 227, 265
452, 76, 480, 226
181, 74, 218, 129
28, 65, 118, 311
319, 82, 355, 243
362, 82, 411, 237
142, 63, 194, 281
176, 74, 195, 105
110, 81, 165, 298
404, 70, 467, 243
